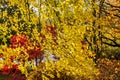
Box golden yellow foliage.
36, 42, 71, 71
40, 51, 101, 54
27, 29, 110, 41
0, 0, 99, 80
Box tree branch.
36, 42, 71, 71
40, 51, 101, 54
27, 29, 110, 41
105, 2, 120, 8
102, 36, 120, 47
103, 42, 120, 47
102, 9, 120, 18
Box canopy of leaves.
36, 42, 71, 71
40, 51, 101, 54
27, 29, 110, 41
0, 0, 99, 80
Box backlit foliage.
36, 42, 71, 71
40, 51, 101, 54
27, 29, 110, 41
0, 0, 99, 80
27, 0, 99, 80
